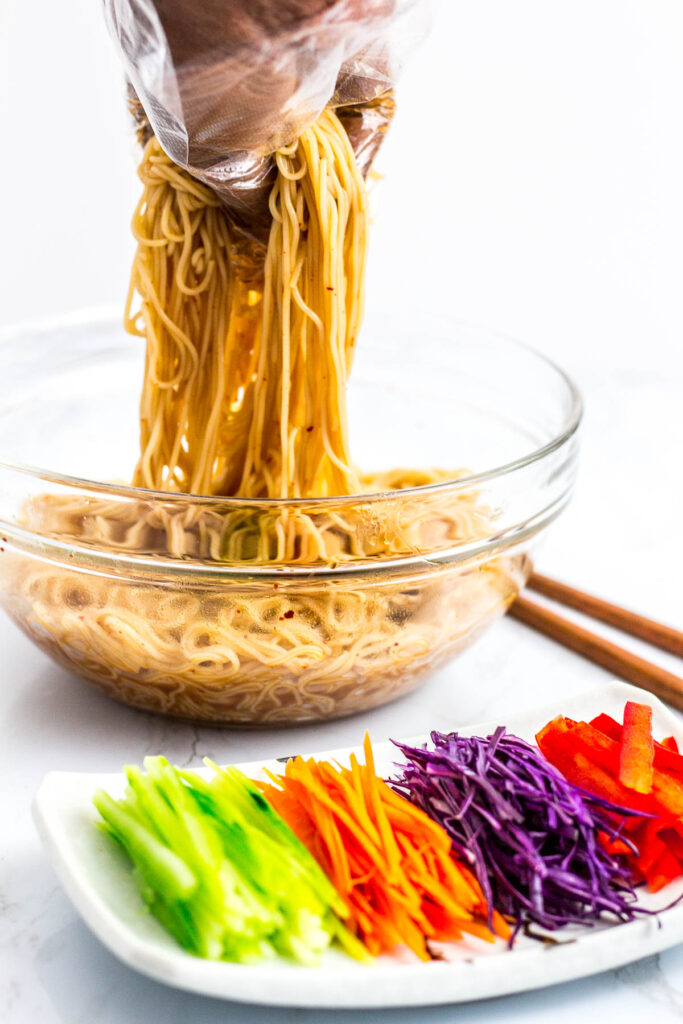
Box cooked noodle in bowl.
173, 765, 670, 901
8, 545, 521, 724
0, 107, 581, 724
5, 480, 526, 723
0, 371, 577, 725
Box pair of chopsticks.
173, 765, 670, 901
509, 573, 683, 710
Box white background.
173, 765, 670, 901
1, 0, 683, 377
1, 2, 683, 1022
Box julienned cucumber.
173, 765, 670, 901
93, 756, 367, 964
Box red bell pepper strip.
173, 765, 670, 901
563, 722, 658, 813
536, 719, 657, 814
570, 723, 620, 774
643, 846, 682, 893
589, 713, 621, 741
598, 832, 633, 857
658, 827, 683, 861
564, 718, 683, 817
538, 706, 683, 894
590, 713, 683, 777
535, 723, 650, 812
562, 717, 683, 817
534, 717, 585, 782
651, 772, 683, 819
633, 818, 667, 873
618, 702, 655, 794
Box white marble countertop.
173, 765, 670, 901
2, 365, 682, 1022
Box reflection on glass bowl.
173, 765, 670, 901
0, 312, 581, 725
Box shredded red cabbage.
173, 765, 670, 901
391, 728, 647, 942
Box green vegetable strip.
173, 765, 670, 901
93, 790, 196, 901
93, 756, 366, 964
191, 761, 348, 916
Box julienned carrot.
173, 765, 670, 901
256, 734, 509, 960
619, 702, 655, 794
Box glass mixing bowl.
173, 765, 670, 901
0, 311, 581, 724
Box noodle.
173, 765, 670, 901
127, 140, 260, 496
5, 108, 524, 723
129, 110, 366, 500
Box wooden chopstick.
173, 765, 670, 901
509, 590, 683, 711
527, 572, 683, 658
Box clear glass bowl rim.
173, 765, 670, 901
0, 308, 582, 580
0, 307, 583, 506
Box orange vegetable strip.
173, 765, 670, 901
286, 761, 385, 863
360, 744, 474, 919
382, 788, 454, 851
321, 765, 386, 864
284, 770, 428, 954
316, 802, 352, 895
338, 756, 384, 850
256, 740, 499, 959
619, 702, 655, 794
422, 845, 482, 911
359, 767, 400, 869
402, 827, 483, 917
396, 837, 475, 921
351, 749, 402, 879
492, 909, 512, 940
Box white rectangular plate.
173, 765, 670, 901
33, 680, 683, 1008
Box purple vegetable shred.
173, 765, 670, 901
391, 728, 646, 942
